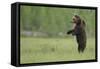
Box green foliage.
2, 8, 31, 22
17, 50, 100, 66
20, 6, 96, 37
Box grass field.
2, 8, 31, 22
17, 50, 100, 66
20, 37, 95, 64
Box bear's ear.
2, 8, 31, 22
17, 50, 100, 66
82, 20, 86, 27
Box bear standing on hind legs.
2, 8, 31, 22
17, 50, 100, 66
67, 15, 87, 53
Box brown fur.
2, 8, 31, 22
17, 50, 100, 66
67, 15, 87, 53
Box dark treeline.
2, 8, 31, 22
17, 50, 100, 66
20, 6, 95, 37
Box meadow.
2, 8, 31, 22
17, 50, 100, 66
20, 37, 95, 64
20, 5, 96, 64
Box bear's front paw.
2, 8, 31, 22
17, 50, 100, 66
67, 31, 71, 34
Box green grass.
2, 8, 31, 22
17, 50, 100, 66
20, 37, 95, 64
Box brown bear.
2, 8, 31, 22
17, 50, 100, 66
67, 15, 87, 53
